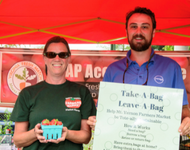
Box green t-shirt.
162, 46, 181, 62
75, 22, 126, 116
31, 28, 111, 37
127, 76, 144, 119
11, 80, 96, 150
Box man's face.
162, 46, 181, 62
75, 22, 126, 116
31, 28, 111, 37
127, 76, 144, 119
126, 13, 155, 52
43, 42, 70, 77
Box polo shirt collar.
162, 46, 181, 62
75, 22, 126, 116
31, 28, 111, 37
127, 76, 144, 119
126, 48, 155, 66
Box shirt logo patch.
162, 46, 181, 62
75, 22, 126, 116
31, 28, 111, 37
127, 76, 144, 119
65, 97, 82, 108
154, 75, 164, 84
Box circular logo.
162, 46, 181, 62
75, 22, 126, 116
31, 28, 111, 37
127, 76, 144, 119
7, 61, 44, 95
154, 75, 164, 84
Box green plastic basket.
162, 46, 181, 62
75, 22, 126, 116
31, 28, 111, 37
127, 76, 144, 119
41, 124, 63, 140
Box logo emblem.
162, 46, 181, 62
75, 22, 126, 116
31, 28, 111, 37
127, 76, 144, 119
7, 61, 44, 95
154, 75, 164, 84
65, 97, 82, 108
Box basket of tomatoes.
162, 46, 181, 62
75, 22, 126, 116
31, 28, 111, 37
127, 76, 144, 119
41, 119, 63, 140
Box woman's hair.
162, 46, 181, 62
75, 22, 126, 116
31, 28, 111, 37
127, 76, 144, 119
43, 36, 71, 54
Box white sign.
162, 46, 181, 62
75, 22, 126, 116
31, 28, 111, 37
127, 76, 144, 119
93, 81, 183, 150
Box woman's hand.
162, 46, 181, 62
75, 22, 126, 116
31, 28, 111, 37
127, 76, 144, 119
35, 123, 48, 143
47, 126, 68, 144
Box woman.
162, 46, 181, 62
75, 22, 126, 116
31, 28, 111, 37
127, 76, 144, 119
11, 36, 96, 150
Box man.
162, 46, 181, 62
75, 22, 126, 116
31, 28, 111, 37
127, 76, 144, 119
87, 7, 190, 136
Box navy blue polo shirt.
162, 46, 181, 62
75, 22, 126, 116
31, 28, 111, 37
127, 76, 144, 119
103, 49, 188, 105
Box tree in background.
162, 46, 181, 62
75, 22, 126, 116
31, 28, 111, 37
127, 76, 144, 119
0, 44, 44, 49
162, 45, 174, 51
0, 109, 13, 134
111, 44, 189, 51
162, 46, 190, 51
111, 44, 130, 51
151, 45, 165, 51
0, 44, 190, 51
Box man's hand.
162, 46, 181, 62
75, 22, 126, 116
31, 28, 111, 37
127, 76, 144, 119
178, 117, 190, 136
179, 105, 190, 136
87, 116, 96, 131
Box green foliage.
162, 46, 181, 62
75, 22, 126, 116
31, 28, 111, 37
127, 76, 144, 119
151, 45, 165, 51
162, 45, 174, 51
0, 109, 13, 134
0, 44, 19, 48
0, 44, 45, 49
110, 44, 130, 51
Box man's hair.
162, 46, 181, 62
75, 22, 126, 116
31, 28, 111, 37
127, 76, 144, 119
43, 36, 71, 75
126, 7, 156, 30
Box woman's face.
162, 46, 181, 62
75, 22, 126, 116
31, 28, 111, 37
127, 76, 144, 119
43, 42, 70, 78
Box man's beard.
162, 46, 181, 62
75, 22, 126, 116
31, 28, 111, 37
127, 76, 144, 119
128, 34, 153, 52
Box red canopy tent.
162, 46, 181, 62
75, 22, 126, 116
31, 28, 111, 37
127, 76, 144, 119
0, 0, 190, 45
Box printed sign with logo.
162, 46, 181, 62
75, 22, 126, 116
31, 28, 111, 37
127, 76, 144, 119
65, 97, 82, 109
1, 50, 190, 108
7, 61, 44, 95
